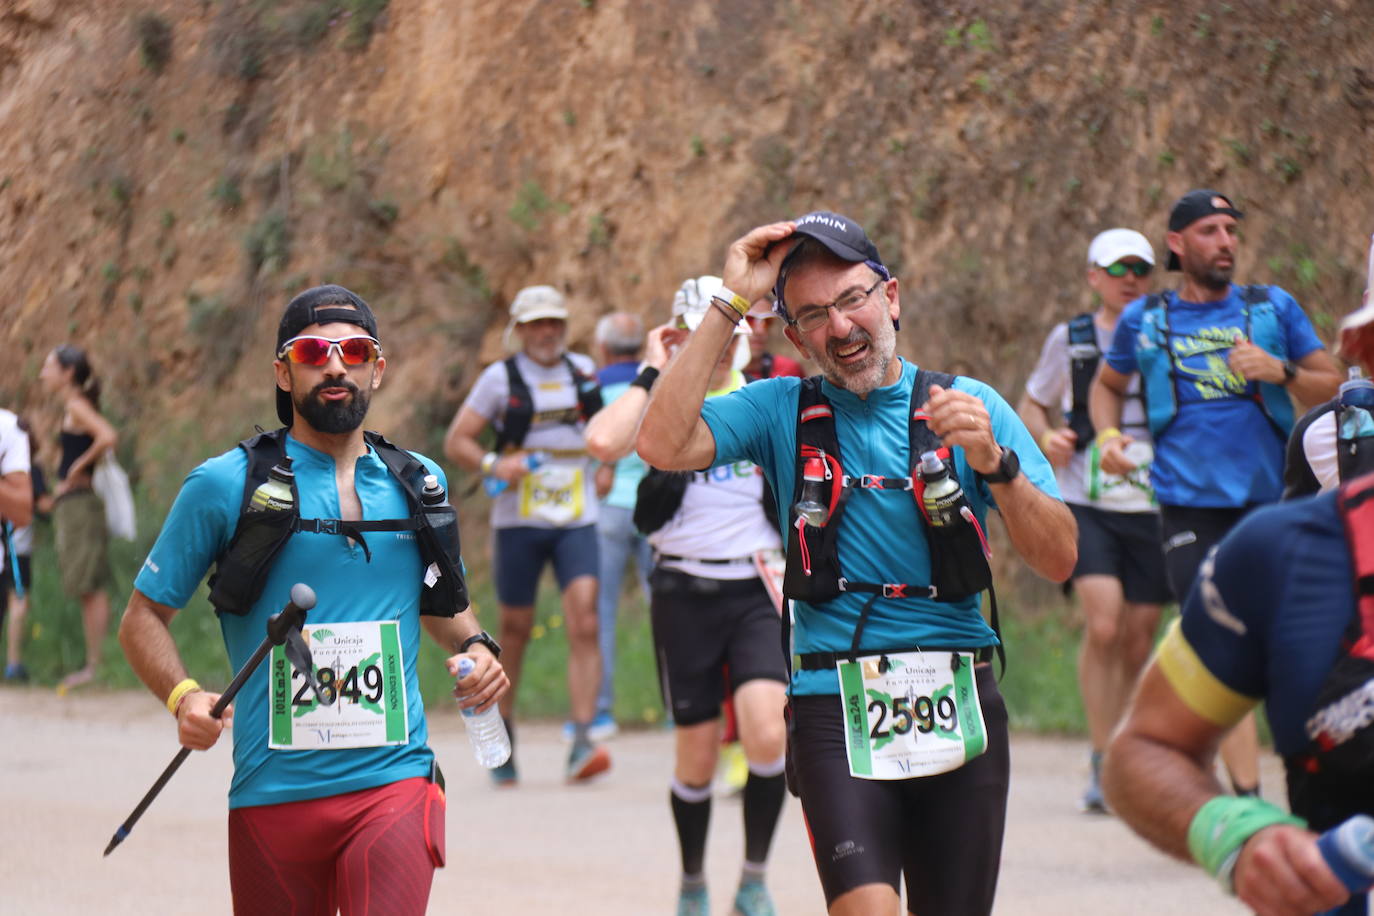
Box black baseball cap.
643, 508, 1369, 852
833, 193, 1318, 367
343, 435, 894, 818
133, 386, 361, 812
1165, 189, 1243, 271
772, 211, 891, 323
274, 285, 379, 425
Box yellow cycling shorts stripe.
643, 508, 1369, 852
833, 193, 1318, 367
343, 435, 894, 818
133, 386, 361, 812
1155, 619, 1258, 729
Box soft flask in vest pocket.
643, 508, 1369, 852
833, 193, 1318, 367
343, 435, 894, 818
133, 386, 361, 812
913, 454, 993, 603
782, 447, 845, 603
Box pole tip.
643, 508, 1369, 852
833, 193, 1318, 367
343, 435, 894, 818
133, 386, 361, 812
289, 583, 317, 611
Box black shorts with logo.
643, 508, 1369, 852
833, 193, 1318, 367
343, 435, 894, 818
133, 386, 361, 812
790, 663, 1010, 914
649, 566, 787, 727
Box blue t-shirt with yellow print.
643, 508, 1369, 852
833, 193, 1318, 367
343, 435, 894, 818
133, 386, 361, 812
1106, 284, 1324, 508
701, 359, 1059, 697
134, 434, 445, 809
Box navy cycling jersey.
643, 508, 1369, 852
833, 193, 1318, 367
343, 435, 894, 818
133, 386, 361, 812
1159, 490, 1354, 756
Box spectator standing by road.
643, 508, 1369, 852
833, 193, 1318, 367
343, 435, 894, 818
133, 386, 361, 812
38, 344, 117, 692
2, 415, 45, 682
1018, 228, 1172, 813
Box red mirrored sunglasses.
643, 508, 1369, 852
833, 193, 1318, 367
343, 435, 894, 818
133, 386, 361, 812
277, 335, 382, 366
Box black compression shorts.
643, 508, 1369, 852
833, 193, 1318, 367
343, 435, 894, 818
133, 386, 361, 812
649, 567, 786, 727
790, 663, 1010, 914
1069, 504, 1172, 604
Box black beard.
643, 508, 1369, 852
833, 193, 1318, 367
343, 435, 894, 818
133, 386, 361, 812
1198, 265, 1233, 291
295, 378, 370, 433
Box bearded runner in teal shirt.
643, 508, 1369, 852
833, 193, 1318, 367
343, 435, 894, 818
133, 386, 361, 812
638, 212, 1076, 916
119, 286, 509, 916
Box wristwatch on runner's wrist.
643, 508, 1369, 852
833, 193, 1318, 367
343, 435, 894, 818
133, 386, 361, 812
981, 447, 1021, 484
1281, 359, 1299, 385
460, 630, 502, 659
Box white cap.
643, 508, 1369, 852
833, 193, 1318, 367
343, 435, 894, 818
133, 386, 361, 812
1087, 228, 1155, 268
509, 285, 569, 323
671, 275, 749, 336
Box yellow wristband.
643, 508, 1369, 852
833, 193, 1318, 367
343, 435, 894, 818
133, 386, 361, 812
1094, 427, 1122, 449
712, 287, 752, 318
480, 452, 498, 475
1039, 429, 1057, 452
166, 678, 202, 716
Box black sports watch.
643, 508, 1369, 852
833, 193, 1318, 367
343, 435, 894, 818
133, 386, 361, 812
460, 630, 502, 659
1281, 359, 1299, 386
982, 447, 1021, 484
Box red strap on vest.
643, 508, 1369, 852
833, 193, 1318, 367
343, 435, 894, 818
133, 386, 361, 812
1339, 473, 1374, 660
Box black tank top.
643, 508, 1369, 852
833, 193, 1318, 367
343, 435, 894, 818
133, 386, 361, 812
58, 430, 94, 479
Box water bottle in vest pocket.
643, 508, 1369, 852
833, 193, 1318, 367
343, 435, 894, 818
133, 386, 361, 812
913, 451, 993, 603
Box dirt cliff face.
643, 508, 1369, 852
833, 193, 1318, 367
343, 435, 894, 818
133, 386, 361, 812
1, 0, 1370, 488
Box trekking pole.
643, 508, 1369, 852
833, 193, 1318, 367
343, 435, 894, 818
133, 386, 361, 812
103, 583, 319, 856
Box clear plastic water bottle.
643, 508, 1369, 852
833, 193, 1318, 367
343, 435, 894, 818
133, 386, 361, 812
919, 451, 962, 527
793, 456, 830, 526
455, 657, 511, 768
1317, 814, 1374, 894
483, 451, 549, 497
1339, 367, 1374, 409
249, 458, 294, 513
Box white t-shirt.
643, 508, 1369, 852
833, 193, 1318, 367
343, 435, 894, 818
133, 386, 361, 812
0, 409, 32, 567
1024, 317, 1156, 512
650, 460, 782, 580
462, 351, 599, 529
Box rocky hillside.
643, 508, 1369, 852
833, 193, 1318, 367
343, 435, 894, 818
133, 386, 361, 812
2, 0, 1371, 504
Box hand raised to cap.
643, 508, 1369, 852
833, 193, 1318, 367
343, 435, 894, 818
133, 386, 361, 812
644, 323, 688, 370
722, 221, 797, 305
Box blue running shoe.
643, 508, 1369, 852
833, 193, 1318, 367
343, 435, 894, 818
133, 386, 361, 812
731, 879, 774, 916
490, 756, 518, 788
565, 743, 611, 783
561, 712, 619, 742
677, 883, 709, 916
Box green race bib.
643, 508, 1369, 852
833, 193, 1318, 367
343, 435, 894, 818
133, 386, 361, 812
838, 650, 987, 779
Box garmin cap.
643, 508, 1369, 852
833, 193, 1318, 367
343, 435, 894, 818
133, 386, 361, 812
1166, 189, 1243, 270
1087, 228, 1155, 268
275, 285, 378, 425
672, 275, 749, 335
773, 210, 892, 326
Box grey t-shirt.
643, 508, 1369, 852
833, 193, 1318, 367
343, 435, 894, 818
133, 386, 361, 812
1024, 318, 1156, 511
462, 351, 600, 529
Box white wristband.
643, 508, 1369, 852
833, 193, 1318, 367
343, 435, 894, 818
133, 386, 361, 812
480, 452, 498, 475
712, 287, 751, 318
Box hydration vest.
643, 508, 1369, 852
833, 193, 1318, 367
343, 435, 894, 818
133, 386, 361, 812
206, 428, 469, 619
1285, 472, 1374, 829
781, 371, 1001, 671
494, 355, 603, 453
1135, 286, 1295, 441
1336, 383, 1374, 483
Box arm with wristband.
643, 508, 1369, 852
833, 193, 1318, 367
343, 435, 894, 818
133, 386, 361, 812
1105, 664, 1348, 913
638, 221, 797, 471
1088, 360, 1138, 476
584, 324, 682, 463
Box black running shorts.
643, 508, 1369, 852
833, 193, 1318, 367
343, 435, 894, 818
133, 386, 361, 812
790, 663, 1010, 914
649, 567, 787, 727
1069, 503, 1172, 605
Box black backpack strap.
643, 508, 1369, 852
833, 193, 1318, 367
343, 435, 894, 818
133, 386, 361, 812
495, 356, 534, 453
1066, 313, 1100, 447
562, 354, 605, 421
908, 369, 955, 458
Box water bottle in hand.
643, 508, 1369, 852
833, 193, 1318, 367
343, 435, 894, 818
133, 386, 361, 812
455, 657, 511, 768
483, 451, 548, 497
1317, 814, 1374, 894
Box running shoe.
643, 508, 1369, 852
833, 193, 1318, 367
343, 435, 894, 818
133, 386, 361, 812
560, 712, 619, 743
490, 756, 518, 788
677, 883, 709, 916
1079, 775, 1108, 814
3, 662, 29, 682
565, 743, 612, 783
718, 742, 748, 797
731, 879, 775, 916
